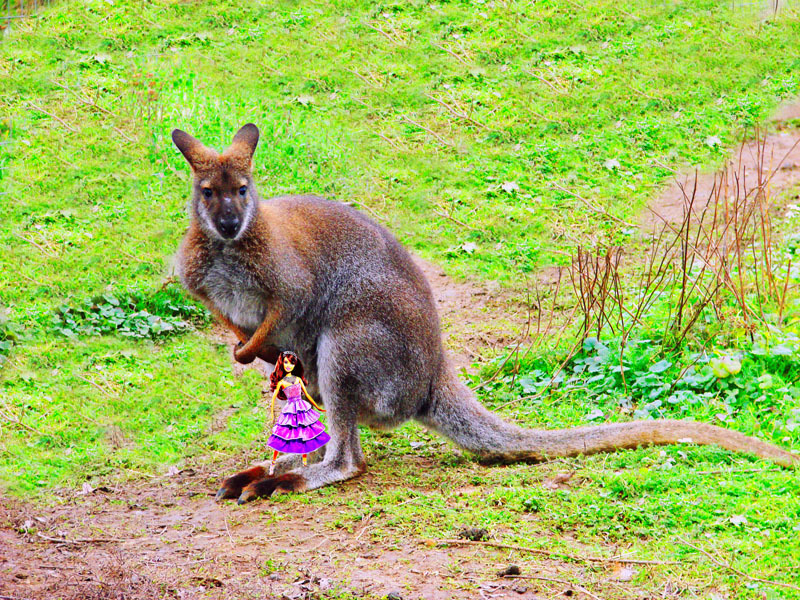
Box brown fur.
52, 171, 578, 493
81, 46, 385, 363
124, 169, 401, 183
172, 124, 797, 505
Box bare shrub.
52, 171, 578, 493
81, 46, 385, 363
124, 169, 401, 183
565, 131, 798, 354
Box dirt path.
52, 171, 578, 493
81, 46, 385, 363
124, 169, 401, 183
642, 103, 800, 228
0, 464, 499, 600
1, 458, 596, 600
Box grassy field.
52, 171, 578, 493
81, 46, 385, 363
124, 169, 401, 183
2, 0, 800, 598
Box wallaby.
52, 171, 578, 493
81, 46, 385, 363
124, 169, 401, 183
171, 124, 798, 504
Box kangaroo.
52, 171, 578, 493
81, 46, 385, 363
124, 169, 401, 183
171, 124, 798, 504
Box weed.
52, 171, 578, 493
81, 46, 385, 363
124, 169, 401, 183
48, 284, 209, 340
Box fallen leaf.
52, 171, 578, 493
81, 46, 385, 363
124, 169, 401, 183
729, 514, 747, 527
586, 408, 604, 420
611, 564, 636, 582
543, 471, 575, 489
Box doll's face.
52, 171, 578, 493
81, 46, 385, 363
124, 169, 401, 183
283, 356, 296, 373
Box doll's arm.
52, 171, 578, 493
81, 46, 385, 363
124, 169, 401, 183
299, 380, 326, 412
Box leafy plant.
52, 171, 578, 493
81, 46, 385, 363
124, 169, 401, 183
509, 331, 800, 433
48, 285, 209, 340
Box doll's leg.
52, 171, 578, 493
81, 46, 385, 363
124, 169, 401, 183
269, 450, 279, 476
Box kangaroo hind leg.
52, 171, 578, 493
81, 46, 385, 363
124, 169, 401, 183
215, 449, 327, 501
237, 362, 366, 503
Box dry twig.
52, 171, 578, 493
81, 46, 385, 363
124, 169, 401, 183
552, 182, 635, 227
677, 538, 800, 592
28, 103, 78, 133
37, 532, 121, 545
433, 538, 678, 565
400, 115, 453, 148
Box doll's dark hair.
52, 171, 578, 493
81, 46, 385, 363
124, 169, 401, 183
269, 351, 307, 400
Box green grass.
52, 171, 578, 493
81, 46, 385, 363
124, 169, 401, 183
0, 334, 265, 494
1, 1, 800, 597
2, 0, 800, 304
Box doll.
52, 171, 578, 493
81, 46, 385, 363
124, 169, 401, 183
266, 351, 330, 475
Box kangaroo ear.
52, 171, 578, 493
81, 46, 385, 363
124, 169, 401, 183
171, 129, 217, 171
225, 123, 259, 167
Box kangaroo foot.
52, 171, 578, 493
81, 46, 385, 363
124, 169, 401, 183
215, 465, 266, 501
237, 473, 307, 504
236, 459, 366, 504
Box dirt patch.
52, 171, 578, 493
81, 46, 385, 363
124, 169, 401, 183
642, 106, 800, 229
0, 465, 588, 600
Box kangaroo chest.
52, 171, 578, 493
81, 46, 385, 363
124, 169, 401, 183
191, 251, 269, 333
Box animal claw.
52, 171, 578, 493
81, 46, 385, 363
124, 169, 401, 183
215, 487, 228, 501
237, 489, 255, 504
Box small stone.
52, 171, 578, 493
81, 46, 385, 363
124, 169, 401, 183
498, 564, 521, 577
386, 592, 403, 600
513, 585, 528, 594
458, 527, 489, 541
268, 573, 280, 581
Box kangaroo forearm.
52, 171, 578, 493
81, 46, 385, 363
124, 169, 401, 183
208, 305, 278, 362
207, 306, 249, 343
234, 306, 281, 364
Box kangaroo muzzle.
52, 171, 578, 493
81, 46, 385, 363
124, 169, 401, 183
217, 197, 241, 239
217, 214, 241, 238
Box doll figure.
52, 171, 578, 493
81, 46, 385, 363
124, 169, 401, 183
266, 351, 330, 475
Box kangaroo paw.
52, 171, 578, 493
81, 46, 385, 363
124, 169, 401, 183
237, 473, 307, 504
215, 465, 266, 501
233, 343, 257, 365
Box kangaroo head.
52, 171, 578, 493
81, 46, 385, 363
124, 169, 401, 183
171, 123, 260, 241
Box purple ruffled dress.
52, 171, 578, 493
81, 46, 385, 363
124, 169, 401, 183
267, 381, 330, 454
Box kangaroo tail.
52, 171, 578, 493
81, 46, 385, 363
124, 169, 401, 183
417, 367, 799, 468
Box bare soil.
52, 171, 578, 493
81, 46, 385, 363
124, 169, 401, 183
0, 464, 501, 600
0, 457, 608, 600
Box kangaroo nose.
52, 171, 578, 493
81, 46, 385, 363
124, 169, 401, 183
218, 215, 240, 239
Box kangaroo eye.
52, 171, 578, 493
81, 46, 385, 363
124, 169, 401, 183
239, 186, 247, 196
202, 188, 213, 199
